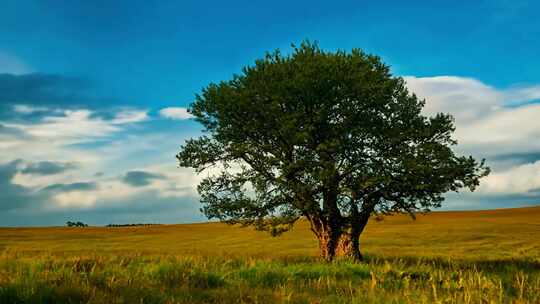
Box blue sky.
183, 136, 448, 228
1, 0, 540, 226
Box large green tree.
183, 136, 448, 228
177, 42, 489, 261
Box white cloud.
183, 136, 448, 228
405, 76, 540, 199
112, 109, 149, 124
46, 167, 199, 208
3, 108, 149, 148
478, 160, 540, 194
159, 107, 192, 120
404, 76, 540, 156
1, 107, 153, 194
2, 106, 200, 210
50, 180, 140, 208
5, 110, 119, 144
13, 170, 73, 190
504, 85, 540, 105
140, 164, 201, 198
13, 105, 50, 114
455, 104, 540, 154
404, 76, 503, 123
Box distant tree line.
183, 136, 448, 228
66, 221, 88, 227
105, 223, 162, 227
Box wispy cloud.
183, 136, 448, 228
13, 104, 50, 114
4, 110, 119, 143
112, 109, 149, 124
504, 85, 540, 105
4, 108, 149, 146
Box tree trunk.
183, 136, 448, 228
310, 189, 372, 262
311, 217, 366, 262
317, 229, 363, 262
334, 198, 374, 262
335, 231, 362, 261
316, 228, 341, 262
336, 206, 368, 261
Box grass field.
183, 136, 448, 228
1, 206, 540, 303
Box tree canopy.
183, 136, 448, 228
177, 41, 490, 261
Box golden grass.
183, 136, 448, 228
2, 205, 539, 260
1, 206, 540, 303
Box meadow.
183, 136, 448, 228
1, 206, 539, 303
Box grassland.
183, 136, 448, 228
1, 206, 540, 303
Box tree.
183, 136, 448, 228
66, 221, 87, 227
177, 42, 490, 261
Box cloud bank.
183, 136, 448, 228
405, 76, 540, 199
